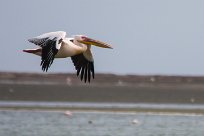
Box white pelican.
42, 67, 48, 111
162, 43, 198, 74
23, 31, 113, 83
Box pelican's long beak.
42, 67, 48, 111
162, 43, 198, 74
79, 37, 113, 49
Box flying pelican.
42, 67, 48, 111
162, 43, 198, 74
23, 31, 113, 83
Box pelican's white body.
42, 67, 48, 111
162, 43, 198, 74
56, 38, 87, 58
26, 31, 90, 60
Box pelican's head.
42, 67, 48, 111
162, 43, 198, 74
74, 35, 113, 49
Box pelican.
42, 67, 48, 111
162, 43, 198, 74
23, 31, 113, 83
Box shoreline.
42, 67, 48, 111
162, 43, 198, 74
1, 101, 204, 115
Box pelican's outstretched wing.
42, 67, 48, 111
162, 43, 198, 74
71, 49, 94, 83
28, 31, 66, 71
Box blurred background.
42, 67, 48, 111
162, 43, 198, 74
0, 0, 204, 75
1, 1, 204, 135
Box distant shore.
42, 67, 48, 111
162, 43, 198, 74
2, 72, 204, 86
1, 72, 204, 104
1, 81, 204, 104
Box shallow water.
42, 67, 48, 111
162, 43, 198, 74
0, 110, 204, 136
1, 101, 204, 111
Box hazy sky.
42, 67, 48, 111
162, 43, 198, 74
0, 0, 204, 75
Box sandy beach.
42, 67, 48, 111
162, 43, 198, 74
1, 83, 204, 104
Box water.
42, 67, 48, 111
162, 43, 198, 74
1, 101, 204, 111
0, 110, 204, 136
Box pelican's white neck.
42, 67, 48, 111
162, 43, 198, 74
74, 39, 87, 51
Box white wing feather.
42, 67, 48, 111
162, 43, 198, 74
28, 31, 66, 49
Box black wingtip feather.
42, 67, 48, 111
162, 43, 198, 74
84, 65, 88, 83
80, 67, 85, 81
40, 39, 58, 72
77, 67, 81, 76
71, 54, 94, 83
88, 63, 91, 83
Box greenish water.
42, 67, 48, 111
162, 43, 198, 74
0, 110, 204, 136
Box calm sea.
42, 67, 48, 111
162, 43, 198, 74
0, 107, 204, 136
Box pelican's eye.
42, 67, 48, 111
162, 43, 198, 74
81, 36, 87, 40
